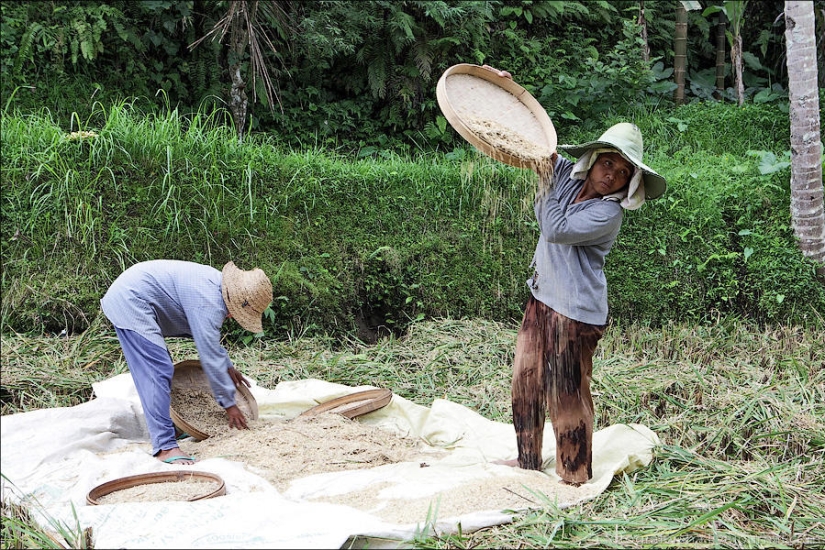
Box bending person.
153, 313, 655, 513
101, 259, 273, 464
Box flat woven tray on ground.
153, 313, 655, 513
86, 471, 226, 505
299, 388, 393, 420
436, 63, 556, 172
170, 359, 259, 440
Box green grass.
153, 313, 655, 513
2, 319, 823, 548
3, 100, 823, 338
1, 473, 92, 550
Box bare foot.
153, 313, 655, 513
156, 447, 195, 465
492, 458, 520, 467
559, 479, 583, 487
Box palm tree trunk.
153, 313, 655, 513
714, 13, 726, 99
638, 1, 650, 63
673, 4, 688, 106
230, 64, 249, 143
785, 0, 825, 274
732, 32, 744, 106
724, 1, 748, 107
189, 0, 293, 144
229, 3, 250, 143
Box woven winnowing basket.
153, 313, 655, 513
169, 359, 258, 440
298, 389, 393, 419
436, 64, 556, 172
86, 471, 226, 505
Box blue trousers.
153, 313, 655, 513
114, 327, 177, 455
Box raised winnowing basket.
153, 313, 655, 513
436, 63, 557, 174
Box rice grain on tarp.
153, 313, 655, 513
180, 412, 438, 492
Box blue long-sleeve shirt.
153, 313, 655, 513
100, 260, 236, 408
528, 156, 623, 325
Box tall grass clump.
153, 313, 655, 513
0, 316, 125, 415
1, 99, 536, 335
2, 474, 93, 549
2, 99, 823, 338
2, 100, 283, 332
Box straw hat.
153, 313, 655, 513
559, 123, 667, 200
221, 261, 273, 333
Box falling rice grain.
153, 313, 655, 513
459, 113, 555, 200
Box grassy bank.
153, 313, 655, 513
2, 319, 823, 548
2, 101, 823, 339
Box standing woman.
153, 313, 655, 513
486, 64, 668, 485
509, 122, 666, 485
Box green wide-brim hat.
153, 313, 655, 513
558, 122, 667, 200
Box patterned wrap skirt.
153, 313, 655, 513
511, 295, 606, 484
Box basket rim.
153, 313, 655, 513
86, 470, 226, 505
436, 63, 556, 172
299, 388, 393, 419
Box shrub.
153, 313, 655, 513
1, 101, 822, 339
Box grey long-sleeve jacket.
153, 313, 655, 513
528, 156, 623, 325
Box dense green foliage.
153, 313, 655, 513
2, 0, 821, 151
1, 100, 822, 338
608, 102, 823, 325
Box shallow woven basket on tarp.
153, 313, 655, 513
299, 389, 393, 420
436, 63, 557, 172
170, 359, 258, 440
86, 470, 226, 505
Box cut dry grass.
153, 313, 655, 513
1, 318, 823, 548
1, 475, 93, 550
0, 316, 126, 415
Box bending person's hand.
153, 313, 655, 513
481, 65, 512, 80
228, 366, 250, 388
225, 404, 249, 429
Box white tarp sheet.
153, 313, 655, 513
1, 373, 660, 548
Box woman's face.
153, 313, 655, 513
587, 152, 635, 196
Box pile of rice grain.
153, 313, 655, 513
180, 413, 435, 492
461, 114, 551, 163
170, 389, 227, 435
319, 470, 585, 524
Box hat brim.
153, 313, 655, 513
221, 261, 266, 333
559, 141, 667, 200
